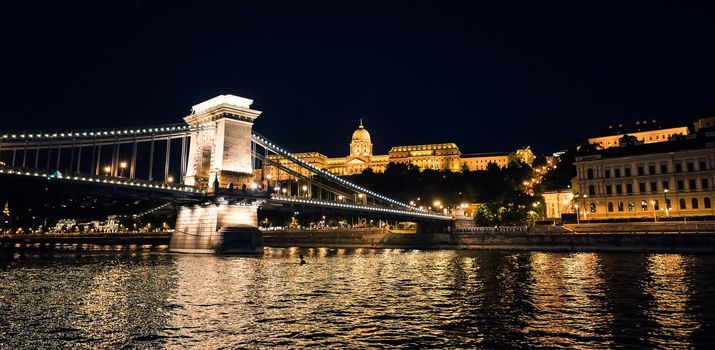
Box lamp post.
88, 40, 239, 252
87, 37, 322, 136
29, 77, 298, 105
574, 203, 580, 224
651, 200, 657, 222
302, 185, 309, 198
664, 189, 670, 218
582, 194, 588, 222
119, 161, 127, 177
103, 166, 111, 176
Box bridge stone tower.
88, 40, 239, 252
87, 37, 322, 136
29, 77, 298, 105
171, 95, 263, 254
183, 95, 262, 190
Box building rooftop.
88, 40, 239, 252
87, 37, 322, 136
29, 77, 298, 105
389, 143, 459, 152
589, 119, 688, 138
578, 132, 715, 161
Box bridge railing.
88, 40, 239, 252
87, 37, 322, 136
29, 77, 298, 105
0, 164, 204, 194
269, 194, 452, 221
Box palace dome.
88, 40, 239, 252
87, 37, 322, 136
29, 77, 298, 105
351, 119, 371, 143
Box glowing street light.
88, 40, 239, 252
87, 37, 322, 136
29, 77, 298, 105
166, 176, 174, 184
119, 161, 127, 177
103, 166, 111, 175
433, 200, 441, 208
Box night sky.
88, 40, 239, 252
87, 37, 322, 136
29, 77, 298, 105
1, 1, 714, 155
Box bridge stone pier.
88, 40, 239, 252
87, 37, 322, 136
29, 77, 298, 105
171, 95, 263, 254
170, 203, 263, 254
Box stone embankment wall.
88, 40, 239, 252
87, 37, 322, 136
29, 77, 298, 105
263, 223, 715, 253
561, 221, 715, 234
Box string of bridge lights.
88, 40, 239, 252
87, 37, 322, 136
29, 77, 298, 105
1, 124, 191, 140
133, 203, 173, 218
271, 196, 451, 220
0, 167, 204, 194
252, 133, 446, 216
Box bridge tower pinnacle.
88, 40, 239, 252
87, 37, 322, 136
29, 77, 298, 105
183, 94, 262, 189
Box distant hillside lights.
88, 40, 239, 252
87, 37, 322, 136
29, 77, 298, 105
260, 120, 534, 180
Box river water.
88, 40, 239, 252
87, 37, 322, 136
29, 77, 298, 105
1, 248, 714, 349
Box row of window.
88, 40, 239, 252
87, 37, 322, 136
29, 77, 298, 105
595, 197, 713, 213
586, 160, 708, 180
588, 178, 711, 195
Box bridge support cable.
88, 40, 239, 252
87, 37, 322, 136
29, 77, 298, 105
251, 132, 426, 213
251, 149, 356, 203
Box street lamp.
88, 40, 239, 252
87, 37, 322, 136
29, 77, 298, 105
574, 203, 580, 224
119, 161, 127, 177
651, 200, 657, 222
664, 189, 670, 218
103, 166, 111, 176
338, 195, 344, 202
166, 176, 174, 184
302, 185, 308, 197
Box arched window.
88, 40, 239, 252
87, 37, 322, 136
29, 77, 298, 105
587, 168, 594, 180
705, 197, 712, 209
588, 185, 595, 196
590, 202, 596, 213
679, 198, 687, 210
617, 201, 624, 212
628, 201, 635, 212
641, 200, 648, 211
607, 202, 614, 212
692, 198, 699, 209
654, 200, 660, 210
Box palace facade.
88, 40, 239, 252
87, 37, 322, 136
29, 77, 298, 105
260, 121, 534, 181
573, 132, 715, 220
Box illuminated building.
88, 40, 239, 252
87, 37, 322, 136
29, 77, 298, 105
573, 132, 715, 220
542, 190, 574, 220
261, 121, 533, 180
588, 119, 689, 149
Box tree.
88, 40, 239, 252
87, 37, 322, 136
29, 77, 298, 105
618, 134, 638, 146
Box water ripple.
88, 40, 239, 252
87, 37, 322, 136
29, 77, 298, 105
1, 249, 715, 348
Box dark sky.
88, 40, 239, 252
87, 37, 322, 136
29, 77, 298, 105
1, 1, 714, 155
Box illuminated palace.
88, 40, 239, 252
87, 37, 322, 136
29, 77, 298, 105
260, 120, 534, 180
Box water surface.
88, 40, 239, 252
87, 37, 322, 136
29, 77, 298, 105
1, 249, 714, 348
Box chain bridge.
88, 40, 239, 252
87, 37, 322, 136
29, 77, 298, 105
0, 95, 452, 253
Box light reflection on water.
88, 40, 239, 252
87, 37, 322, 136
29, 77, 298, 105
1, 249, 715, 348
